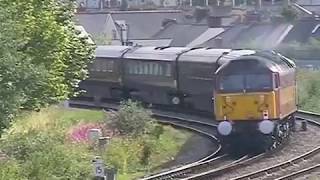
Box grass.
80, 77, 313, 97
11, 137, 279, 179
297, 69, 320, 113
0, 106, 191, 180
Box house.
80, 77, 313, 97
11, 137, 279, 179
282, 17, 320, 43
200, 22, 293, 49
296, 0, 320, 14
75, 10, 184, 45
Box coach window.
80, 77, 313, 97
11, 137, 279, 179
95, 60, 102, 72
102, 61, 114, 72
165, 63, 171, 77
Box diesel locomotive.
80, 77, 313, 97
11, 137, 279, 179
71, 46, 297, 144
214, 52, 297, 144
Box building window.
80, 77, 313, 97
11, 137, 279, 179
112, 29, 117, 40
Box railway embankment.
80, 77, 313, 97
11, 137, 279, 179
0, 102, 209, 180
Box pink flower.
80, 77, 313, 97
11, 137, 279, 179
67, 123, 105, 143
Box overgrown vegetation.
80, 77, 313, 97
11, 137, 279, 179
281, 7, 298, 22
0, 102, 190, 180
297, 70, 320, 112
277, 38, 320, 59
0, 0, 95, 134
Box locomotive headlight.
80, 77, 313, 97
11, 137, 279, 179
259, 95, 265, 102
217, 121, 232, 136
258, 120, 275, 134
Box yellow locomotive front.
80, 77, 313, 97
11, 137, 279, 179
214, 53, 297, 138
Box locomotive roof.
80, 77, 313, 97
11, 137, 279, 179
95, 46, 132, 58
123, 46, 190, 61
179, 48, 256, 64
216, 51, 296, 74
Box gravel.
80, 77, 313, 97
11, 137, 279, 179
155, 134, 218, 170
214, 121, 320, 180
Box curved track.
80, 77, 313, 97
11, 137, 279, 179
70, 100, 320, 180
160, 111, 320, 180
228, 111, 320, 180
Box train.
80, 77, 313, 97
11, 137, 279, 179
71, 45, 297, 146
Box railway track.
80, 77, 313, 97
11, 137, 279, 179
224, 111, 320, 180
70, 100, 320, 180
153, 111, 320, 180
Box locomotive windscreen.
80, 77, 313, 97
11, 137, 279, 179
219, 74, 272, 93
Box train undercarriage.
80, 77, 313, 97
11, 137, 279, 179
217, 114, 296, 153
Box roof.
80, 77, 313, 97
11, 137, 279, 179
95, 45, 131, 58
153, 24, 208, 47
297, 0, 320, 5
111, 11, 184, 39
187, 28, 225, 47
282, 18, 320, 43
178, 48, 231, 63
201, 23, 293, 49
123, 46, 189, 61
76, 11, 184, 40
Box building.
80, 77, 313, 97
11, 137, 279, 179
76, 10, 184, 45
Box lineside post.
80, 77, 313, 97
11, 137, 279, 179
301, 120, 307, 131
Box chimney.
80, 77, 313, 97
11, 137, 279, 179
207, 16, 222, 28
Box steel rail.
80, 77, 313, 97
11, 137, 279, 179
179, 111, 320, 180
275, 163, 320, 180
182, 153, 265, 180
230, 112, 320, 180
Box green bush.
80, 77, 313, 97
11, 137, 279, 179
109, 100, 154, 136
0, 160, 25, 180
1, 131, 92, 179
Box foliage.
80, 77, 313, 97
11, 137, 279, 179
281, 7, 297, 22
0, 107, 105, 179
102, 126, 190, 179
1, 131, 92, 179
297, 70, 320, 112
0, 106, 190, 180
0, 4, 46, 134
108, 100, 154, 136
0, 160, 24, 180
276, 38, 320, 59
0, 0, 95, 133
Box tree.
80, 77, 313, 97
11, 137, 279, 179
0, 0, 95, 134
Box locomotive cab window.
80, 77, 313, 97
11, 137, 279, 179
219, 75, 244, 92
245, 74, 272, 91
218, 74, 272, 92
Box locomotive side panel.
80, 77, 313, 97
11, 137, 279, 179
278, 70, 297, 119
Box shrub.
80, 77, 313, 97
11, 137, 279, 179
1, 131, 92, 179
0, 160, 25, 180
108, 100, 154, 136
